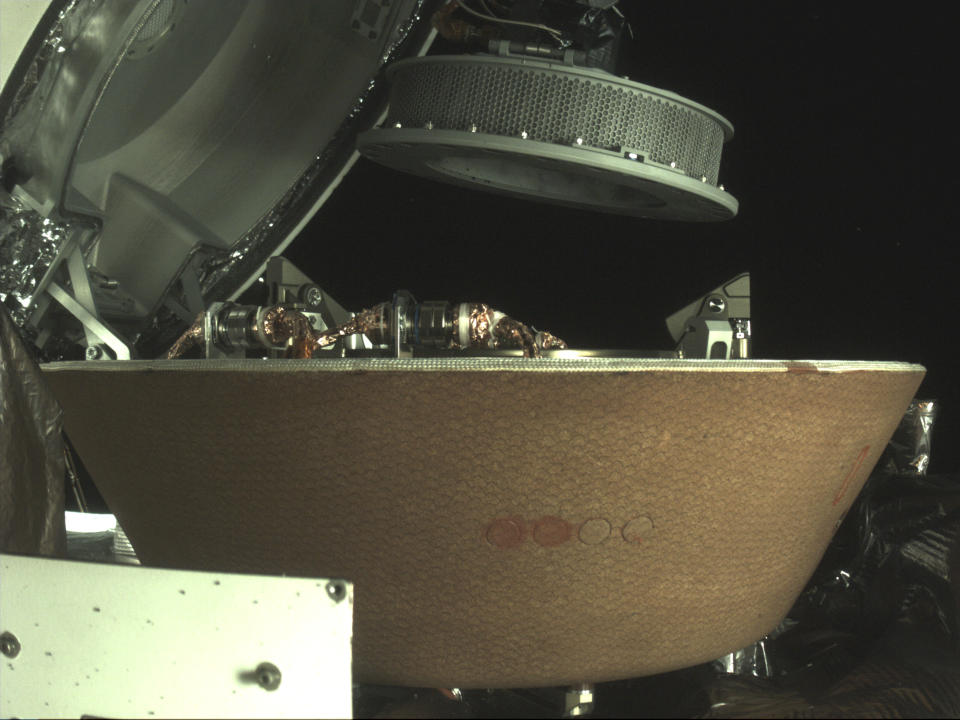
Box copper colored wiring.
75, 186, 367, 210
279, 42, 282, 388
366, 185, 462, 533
468, 303, 494, 347
313, 301, 566, 357
312, 303, 392, 352
431, 0, 499, 43
166, 313, 205, 359
168, 301, 566, 359
492, 315, 540, 357
260, 306, 314, 354
536, 331, 568, 351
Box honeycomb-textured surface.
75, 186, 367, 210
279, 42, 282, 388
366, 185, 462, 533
43, 362, 924, 687
386, 57, 728, 184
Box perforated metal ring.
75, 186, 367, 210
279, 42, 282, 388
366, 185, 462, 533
358, 55, 738, 221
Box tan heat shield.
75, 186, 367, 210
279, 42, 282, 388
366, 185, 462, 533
42, 357, 924, 688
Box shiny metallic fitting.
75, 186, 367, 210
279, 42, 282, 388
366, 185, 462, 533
732, 318, 751, 359
216, 305, 257, 351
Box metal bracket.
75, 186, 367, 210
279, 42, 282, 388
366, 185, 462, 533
33, 239, 132, 359
46, 282, 131, 360
665, 273, 751, 359
350, 0, 392, 41
264, 256, 370, 351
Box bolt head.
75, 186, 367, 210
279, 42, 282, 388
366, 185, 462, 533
0, 632, 20, 658
326, 580, 347, 603
304, 287, 322, 308
707, 297, 726, 313
255, 662, 282, 691
85, 346, 103, 361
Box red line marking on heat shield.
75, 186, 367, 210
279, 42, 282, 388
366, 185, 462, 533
833, 445, 871, 506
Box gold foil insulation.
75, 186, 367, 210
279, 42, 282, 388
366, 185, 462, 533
167, 301, 565, 359
165, 313, 205, 359
313, 303, 392, 351
452, 303, 567, 358
536, 331, 568, 351
258, 304, 391, 358
258, 306, 316, 358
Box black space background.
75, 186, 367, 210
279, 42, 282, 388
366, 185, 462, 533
282, 3, 957, 472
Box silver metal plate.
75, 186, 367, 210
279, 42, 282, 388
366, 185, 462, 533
0, 553, 353, 718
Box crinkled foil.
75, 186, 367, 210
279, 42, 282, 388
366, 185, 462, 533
448, 302, 566, 357
165, 312, 205, 359
167, 297, 566, 359
880, 399, 937, 476
535, 330, 568, 350
492, 315, 540, 357
467, 303, 493, 347
259, 305, 319, 358
0, 0, 94, 330
711, 396, 952, 692
0, 194, 68, 325
3, 0, 432, 358
167, 303, 392, 359
313, 302, 391, 351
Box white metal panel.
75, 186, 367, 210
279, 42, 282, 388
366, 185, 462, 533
0, 553, 352, 718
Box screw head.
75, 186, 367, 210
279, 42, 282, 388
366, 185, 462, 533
707, 297, 726, 313
302, 286, 323, 308
0, 632, 20, 658
255, 662, 281, 691
85, 345, 103, 361
326, 580, 347, 603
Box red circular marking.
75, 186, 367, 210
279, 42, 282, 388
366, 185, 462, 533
485, 519, 523, 548
533, 516, 572, 547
